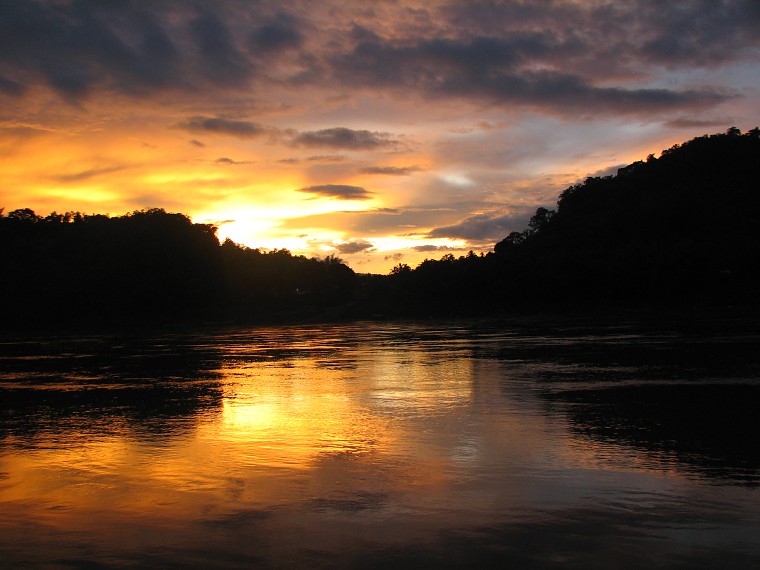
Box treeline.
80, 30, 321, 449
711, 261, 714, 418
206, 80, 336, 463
368, 127, 760, 316
0, 208, 355, 327
3, 128, 759, 328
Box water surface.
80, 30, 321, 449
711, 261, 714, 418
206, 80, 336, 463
1, 318, 759, 568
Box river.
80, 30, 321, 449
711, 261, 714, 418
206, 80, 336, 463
1, 317, 759, 568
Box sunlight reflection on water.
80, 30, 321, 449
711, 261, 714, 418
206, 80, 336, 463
1, 319, 759, 568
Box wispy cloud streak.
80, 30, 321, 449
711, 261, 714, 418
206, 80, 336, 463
297, 184, 373, 200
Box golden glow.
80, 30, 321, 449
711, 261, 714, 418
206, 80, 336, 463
42, 186, 122, 203
3, 323, 738, 568
0, 100, 486, 273
141, 172, 228, 186
0, 343, 702, 532
0, 121, 480, 273
217, 219, 280, 247
0, 90, 708, 274
222, 400, 279, 432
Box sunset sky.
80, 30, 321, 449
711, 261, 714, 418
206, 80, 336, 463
1, 1, 758, 273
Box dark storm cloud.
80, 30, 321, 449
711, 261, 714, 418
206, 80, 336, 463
633, 0, 760, 66
328, 35, 730, 115
312, 2, 757, 116
0, 75, 25, 96
0, 1, 290, 101
441, 0, 760, 66
0, 1, 262, 100
0, 0, 185, 99
429, 211, 534, 242
664, 118, 733, 130
297, 184, 372, 200
189, 9, 252, 87
360, 165, 422, 176
249, 13, 304, 53
177, 116, 269, 139
332, 33, 557, 84
291, 128, 399, 150
0, 0, 754, 117
335, 240, 374, 254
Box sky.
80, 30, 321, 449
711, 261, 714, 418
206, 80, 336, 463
1, 0, 759, 273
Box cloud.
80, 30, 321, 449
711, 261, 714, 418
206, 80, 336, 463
316, 2, 755, 117
189, 10, 253, 87
428, 211, 534, 242
413, 245, 458, 252
441, 0, 760, 68
335, 239, 374, 254
0, 2, 284, 101
296, 184, 372, 200
634, 1, 760, 67
664, 118, 734, 130
360, 165, 422, 176
177, 116, 269, 139
209, 219, 236, 227
249, 14, 303, 53
384, 253, 404, 262
2, 0, 757, 278
0, 121, 52, 135
0, 0, 753, 117
0, 75, 24, 96
0, 1, 185, 99
291, 128, 399, 150
308, 154, 347, 162
329, 35, 730, 115
280, 206, 468, 238
0, 0, 751, 122
215, 157, 249, 165
54, 165, 126, 182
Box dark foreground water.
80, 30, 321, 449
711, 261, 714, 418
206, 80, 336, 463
1, 317, 759, 568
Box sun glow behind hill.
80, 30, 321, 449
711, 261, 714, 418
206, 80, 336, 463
1, 1, 758, 273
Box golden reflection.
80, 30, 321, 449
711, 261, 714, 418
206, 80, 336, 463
207, 359, 395, 470
223, 400, 278, 431
1, 325, 733, 562
2, 323, 760, 570
0, 333, 491, 530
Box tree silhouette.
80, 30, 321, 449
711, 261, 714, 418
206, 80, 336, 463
1, 208, 356, 327
359, 127, 760, 317
2, 128, 758, 327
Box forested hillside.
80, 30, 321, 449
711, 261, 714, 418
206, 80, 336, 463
3, 128, 758, 328
376, 127, 760, 315
0, 209, 355, 327
492, 127, 760, 307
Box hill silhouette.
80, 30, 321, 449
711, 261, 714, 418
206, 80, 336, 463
0, 208, 355, 328
492, 126, 760, 308
2, 128, 758, 328
374, 127, 760, 316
